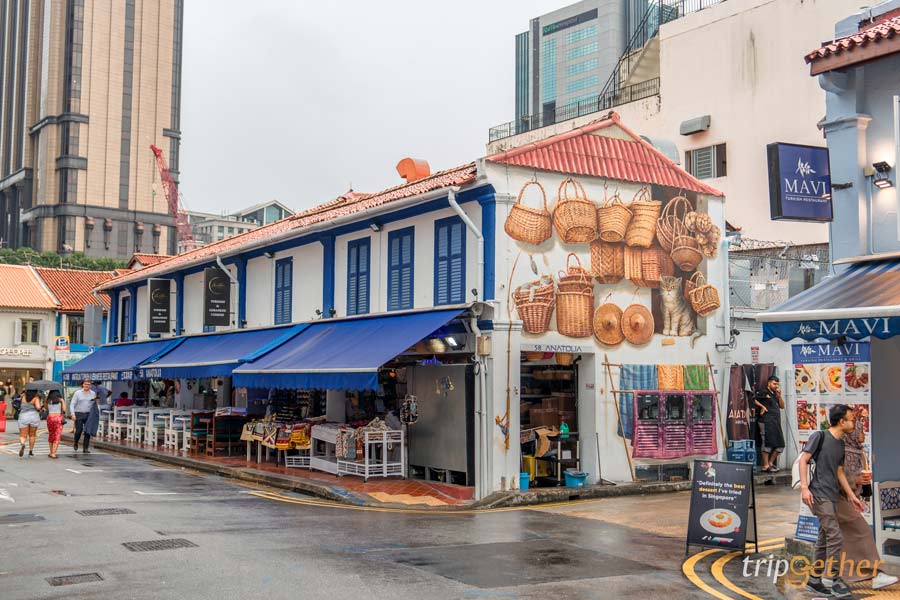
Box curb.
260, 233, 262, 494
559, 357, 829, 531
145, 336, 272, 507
61, 433, 792, 511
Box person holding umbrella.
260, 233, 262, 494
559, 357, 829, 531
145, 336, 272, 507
16, 390, 41, 457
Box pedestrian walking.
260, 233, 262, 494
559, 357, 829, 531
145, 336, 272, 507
754, 375, 785, 471
70, 379, 98, 454
798, 404, 866, 599
16, 390, 41, 457
45, 390, 67, 459
827, 406, 898, 590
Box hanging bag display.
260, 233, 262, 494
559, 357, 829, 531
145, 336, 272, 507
589, 240, 625, 284
656, 195, 692, 252
504, 180, 552, 245
553, 178, 597, 244
400, 394, 419, 425
597, 187, 632, 243
686, 271, 721, 316
625, 187, 662, 248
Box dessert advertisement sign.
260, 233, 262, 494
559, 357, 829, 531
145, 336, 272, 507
792, 342, 870, 444
686, 460, 756, 551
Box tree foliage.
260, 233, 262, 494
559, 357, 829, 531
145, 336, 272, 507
0, 248, 126, 271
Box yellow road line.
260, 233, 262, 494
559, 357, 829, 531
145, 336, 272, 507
711, 551, 765, 600
683, 549, 734, 600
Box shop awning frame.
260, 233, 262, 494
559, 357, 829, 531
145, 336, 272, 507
62, 338, 185, 383
135, 324, 307, 379
232, 307, 468, 390
758, 257, 900, 341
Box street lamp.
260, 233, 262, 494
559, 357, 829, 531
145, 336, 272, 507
872, 161, 894, 189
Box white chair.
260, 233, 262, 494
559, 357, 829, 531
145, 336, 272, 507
164, 411, 190, 452
126, 408, 149, 444
874, 480, 900, 564
143, 409, 170, 448
107, 407, 130, 441
97, 410, 111, 439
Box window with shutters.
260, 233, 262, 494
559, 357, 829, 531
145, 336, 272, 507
347, 237, 370, 315
387, 227, 415, 311
685, 144, 727, 180
20, 320, 41, 345
434, 217, 466, 306
274, 257, 293, 325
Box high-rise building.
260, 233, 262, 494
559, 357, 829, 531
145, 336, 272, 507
514, 0, 647, 125
0, 0, 184, 259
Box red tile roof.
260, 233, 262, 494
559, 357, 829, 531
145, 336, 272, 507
486, 112, 724, 197
126, 253, 171, 269
34, 268, 116, 313
0, 265, 59, 310
97, 163, 478, 289
806, 12, 900, 69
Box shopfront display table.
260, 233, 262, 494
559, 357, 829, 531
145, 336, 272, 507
337, 430, 405, 481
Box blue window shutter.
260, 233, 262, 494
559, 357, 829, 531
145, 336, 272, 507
434, 217, 465, 306
388, 227, 414, 311
347, 238, 370, 315
274, 257, 292, 325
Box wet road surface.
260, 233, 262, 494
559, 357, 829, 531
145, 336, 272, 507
0, 431, 793, 600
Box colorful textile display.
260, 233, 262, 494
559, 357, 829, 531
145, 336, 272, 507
657, 364, 685, 390
618, 364, 658, 439
682, 365, 710, 390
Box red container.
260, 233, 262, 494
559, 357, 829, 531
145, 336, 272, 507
0, 401, 6, 433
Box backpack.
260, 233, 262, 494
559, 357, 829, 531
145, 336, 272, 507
791, 430, 825, 489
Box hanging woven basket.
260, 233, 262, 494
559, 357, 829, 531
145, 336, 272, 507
687, 271, 721, 317
504, 180, 552, 246
512, 275, 555, 305
624, 246, 647, 288
625, 188, 661, 248
671, 233, 703, 272
557, 253, 593, 292
589, 240, 624, 284
597, 190, 632, 243
656, 195, 692, 252
516, 299, 555, 334
556, 288, 594, 338
553, 178, 597, 244
639, 244, 676, 289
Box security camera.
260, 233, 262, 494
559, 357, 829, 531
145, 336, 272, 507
730, 328, 741, 336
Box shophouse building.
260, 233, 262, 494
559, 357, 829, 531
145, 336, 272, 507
69, 113, 728, 499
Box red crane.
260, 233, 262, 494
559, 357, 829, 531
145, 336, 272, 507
150, 144, 196, 252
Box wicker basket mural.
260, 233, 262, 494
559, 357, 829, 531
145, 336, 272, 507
639, 244, 675, 289
656, 195, 692, 252
513, 276, 556, 334
625, 188, 661, 248
589, 240, 624, 284
671, 232, 703, 272
556, 288, 594, 338
553, 178, 597, 244
687, 272, 721, 317
504, 180, 552, 246
557, 253, 593, 292
624, 246, 646, 288
597, 189, 632, 243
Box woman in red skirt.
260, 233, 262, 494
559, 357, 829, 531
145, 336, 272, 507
45, 390, 66, 459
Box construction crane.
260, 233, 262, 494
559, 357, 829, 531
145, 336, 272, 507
150, 144, 196, 252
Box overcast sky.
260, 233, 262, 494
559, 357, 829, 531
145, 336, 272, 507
179, 0, 564, 215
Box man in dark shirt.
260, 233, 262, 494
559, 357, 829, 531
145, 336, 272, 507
798, 404, 865, 599
754, 375, 786, 472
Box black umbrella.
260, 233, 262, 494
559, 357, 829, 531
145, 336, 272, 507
24, 380, 63, 392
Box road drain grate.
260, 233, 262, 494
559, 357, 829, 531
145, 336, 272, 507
76, 508, 135, 516
123, 538, 197, 552
47, 573, 103, 586
0, 513, 45, 524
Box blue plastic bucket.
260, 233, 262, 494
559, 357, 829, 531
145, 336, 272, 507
519, 472, 530, 491
564, 469, 587, 488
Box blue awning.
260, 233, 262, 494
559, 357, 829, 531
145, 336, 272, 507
759, 257, 900, 341
136, 325, 303, 379
62, 338, 183, 383
232, 308, 465, 390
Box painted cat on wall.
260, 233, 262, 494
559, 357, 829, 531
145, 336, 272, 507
659, 276, 694, 337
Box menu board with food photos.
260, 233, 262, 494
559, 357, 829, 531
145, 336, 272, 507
792, 342, 871, 444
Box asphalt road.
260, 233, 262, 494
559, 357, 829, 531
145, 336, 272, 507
0, 429, 788, 600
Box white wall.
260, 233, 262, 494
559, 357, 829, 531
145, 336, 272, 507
182, 273, 204, 334
245, 256, 273, 328
0, 309, 56, 378
135, 285, 149, 339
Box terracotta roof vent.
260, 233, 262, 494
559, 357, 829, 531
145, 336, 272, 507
396, 158, 431, 183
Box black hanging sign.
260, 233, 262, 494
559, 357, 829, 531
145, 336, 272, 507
685, 460, 758, 554
203, 266, 231, 327
148, 278, 171, 334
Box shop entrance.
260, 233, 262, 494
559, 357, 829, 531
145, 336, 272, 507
0, 368, 45, 396
520, 352, 581, 488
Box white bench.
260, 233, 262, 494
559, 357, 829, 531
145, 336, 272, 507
875, 480, 900, 565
